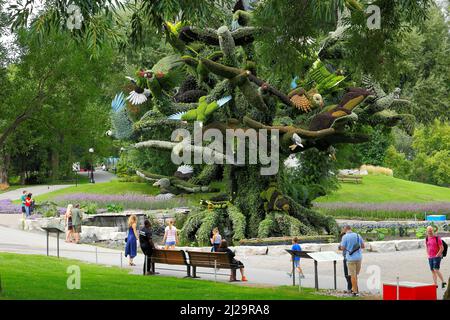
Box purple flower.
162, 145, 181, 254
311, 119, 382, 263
314, 202, 450, 213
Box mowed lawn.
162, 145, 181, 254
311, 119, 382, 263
315, 175, 450, 203
30, 180, 160, 203
0, 253, 343, 300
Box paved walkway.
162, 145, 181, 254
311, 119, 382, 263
1, 221, 448, 299
0, 170, 117, 201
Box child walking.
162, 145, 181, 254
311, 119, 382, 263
287, 237, 305, 279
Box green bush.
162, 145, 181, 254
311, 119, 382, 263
107, 204, 124, 213
81, 203, 98, 215
228, 205, 246, 242
34, 201, 59, 218
384, 145, 412, 179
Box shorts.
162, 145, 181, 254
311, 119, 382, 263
347, 260, 362, 276
73, 225, 81, 233
294, 259, 301, 268
166, 241, 176, 246
428, 257, 442, 271
231, 259, 244, 269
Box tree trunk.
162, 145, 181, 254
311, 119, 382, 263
227, 164, 271, 238
51, 148, 60, 181
0, 151, 10, 186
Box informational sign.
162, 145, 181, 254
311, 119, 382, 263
72, 162, 80, 172
307, 251, 344, 262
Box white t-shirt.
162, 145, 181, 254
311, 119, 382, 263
165, 226, 177, 242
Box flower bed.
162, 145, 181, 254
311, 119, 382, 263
0, 199, 22, 214
58, 193, 188, 211
0, 199, 66, 217
314, 202, 450, 220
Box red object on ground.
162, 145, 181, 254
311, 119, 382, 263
383, 281, 437, 300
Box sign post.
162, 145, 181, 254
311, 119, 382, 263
307, 251, 344, 290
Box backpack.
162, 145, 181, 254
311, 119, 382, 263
426, 236, 448, 258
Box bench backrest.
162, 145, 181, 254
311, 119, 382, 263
187, 251, 232, 269
151, 249, 188, 266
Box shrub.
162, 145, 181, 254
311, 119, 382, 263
0, 183, 9, 191
59, 193, 188, 210
107, 204, 124, 213
384, 146, 412, 179
360, 164, 393, 176
81, 203, 98, 215
228, 205, 246, 242
34, 201, 63, 218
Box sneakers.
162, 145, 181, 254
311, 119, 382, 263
286, 272, 292, 278
241, 276, 248, 282
299, 274, 305, 279
352, 292, 360, 297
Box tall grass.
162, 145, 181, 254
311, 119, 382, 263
360, 164, 393, 176
58, 193, 188, 210
315, 201, 450, 220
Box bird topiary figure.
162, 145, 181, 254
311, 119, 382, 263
109, 2, 415, 244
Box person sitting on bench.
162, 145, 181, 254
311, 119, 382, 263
217, 240, 247, 282
139, 219, 157, 275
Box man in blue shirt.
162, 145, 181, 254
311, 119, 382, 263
340, 225, 365, 296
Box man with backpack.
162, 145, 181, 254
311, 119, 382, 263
340, 225, 365, 296
425, 226, 447, 289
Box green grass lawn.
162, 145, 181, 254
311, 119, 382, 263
0, 253, 344, 300
315, 174, 450, 203
31, 179, 160, 203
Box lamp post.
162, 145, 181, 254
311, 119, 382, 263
89, 148, 95, 183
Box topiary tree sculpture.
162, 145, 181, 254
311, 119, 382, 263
110, 3, 415, 245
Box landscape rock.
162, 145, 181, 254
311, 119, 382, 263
234, 246, 268, 256
367, 241, 397, 253
80, 226, 120, 242
300, 243, 323, 252
22, 217, 64, 232
394, 239, 421, 251
318, 243, 340, 252
267, 245, 291, 256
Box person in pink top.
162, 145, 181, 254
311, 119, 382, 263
425, 226, 447, 289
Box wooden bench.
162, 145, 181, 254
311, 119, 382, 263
338, 174, 363, 184
186, 251, 237, 280
149, 249, 191, 277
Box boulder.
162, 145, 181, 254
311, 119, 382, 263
80, 226, 119, 241
318, 243, 340, 252
394, 239, 421, 251
267, 245, 291, 256
367, 241, 397, 253
110, 232, 127, 241
23, 217, 64, 232
234, 246, 268, 256
300, 243, 323, 252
